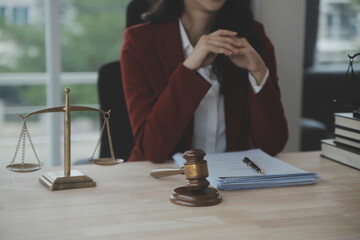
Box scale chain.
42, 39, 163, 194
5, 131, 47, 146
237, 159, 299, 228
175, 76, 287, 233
10, 119, 27, 166
24, 120, 43, 166
105, 117, 116, 160
90, 112, 116, 161
21, 122, 26, 166
90, 118, 107, 160
9, 118, 43, 170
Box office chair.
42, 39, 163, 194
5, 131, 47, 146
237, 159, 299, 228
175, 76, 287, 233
97, 0, 152, 161
97, 61, 134, 161
300, 118, 330, 151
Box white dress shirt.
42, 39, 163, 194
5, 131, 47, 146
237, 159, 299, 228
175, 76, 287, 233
178, 20, 268, 153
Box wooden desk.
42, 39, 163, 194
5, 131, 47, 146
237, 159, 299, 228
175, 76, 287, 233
1, 152, 359, 240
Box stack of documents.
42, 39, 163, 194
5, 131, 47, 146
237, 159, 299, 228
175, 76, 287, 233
173, 149, 319, 190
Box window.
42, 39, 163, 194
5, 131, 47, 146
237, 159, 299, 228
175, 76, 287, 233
61, 0, 128, 72
12, 7, 28, 25
0, 0, 130, 168
316, 0, 360, 65
301, 0, 360, 151
0, 7, 6, 19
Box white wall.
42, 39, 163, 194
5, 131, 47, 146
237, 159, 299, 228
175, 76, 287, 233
253, 0, 306, 152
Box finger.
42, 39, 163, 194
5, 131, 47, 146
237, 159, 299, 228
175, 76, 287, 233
209, 36, 242, 48
206, 38, 240, 54
232, 38, 259, 56
234, 47, 253, 55
236, 38, 252, 49
205, 44, 234, 56
210, 29, 237, 37
199, 35, 239, 53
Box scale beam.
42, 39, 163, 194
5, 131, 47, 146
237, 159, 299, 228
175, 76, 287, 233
20, 105, 106, 119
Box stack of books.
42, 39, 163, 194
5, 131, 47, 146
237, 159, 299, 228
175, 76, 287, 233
321, 112, 360, 170
173, 149, 318, 190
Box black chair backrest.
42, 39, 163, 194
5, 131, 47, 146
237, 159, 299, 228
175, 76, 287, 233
97, 61, 134, 160
97, 0, 153, 161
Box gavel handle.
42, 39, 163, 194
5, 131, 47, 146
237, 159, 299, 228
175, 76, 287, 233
150, 167, 185, 178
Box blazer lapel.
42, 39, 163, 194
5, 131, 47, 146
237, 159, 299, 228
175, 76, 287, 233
155, 20, 184, 80
154, 20, 194, 151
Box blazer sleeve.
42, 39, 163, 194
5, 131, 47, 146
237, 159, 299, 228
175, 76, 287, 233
120, 27, 211, 163
247, 23, 289, 155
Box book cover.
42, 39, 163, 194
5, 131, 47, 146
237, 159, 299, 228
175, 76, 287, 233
334, 112, 360, 131
321, 139, 360, 170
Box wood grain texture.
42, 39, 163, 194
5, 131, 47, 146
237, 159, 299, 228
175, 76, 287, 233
1, 151, 359, 240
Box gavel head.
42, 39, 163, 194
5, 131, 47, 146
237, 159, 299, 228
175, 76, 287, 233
183, 149, 209, 191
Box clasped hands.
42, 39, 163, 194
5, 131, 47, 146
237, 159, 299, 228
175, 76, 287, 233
183, 29, 267, 85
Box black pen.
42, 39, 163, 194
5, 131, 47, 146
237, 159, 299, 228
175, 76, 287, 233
243, 157, 264, 174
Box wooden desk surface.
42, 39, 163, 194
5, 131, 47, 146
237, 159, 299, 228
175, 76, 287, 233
1, 151, 359, 240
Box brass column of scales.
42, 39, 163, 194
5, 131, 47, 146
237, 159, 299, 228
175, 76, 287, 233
6, 88, 123, 191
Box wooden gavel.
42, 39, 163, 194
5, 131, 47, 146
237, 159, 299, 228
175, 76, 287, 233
151, 149, 221, 206
150, 149, 210, 190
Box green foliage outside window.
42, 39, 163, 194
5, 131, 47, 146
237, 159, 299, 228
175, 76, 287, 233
0, 18, 46, 72
0, 0, 130, 107
0, 0, 129, 73
61, 0, 128, 72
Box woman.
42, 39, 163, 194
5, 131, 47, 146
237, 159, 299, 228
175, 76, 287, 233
120, 0, 288, 162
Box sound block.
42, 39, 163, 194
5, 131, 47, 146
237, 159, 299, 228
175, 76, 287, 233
170, 186, 222, 207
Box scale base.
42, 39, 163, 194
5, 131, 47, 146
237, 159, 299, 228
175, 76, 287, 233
39, 170, 96, 191
170, 186, 222, 207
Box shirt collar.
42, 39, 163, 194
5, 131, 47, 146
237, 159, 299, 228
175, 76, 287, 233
178, 19, 193, 56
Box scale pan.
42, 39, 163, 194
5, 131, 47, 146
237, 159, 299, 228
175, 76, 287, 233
6, 163, 42, 173
90, 158, 124, 166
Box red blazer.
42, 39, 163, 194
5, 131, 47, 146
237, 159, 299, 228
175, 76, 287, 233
120, 20, 288, 163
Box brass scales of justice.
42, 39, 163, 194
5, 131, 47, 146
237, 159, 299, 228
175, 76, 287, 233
6, 88, 123, 191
